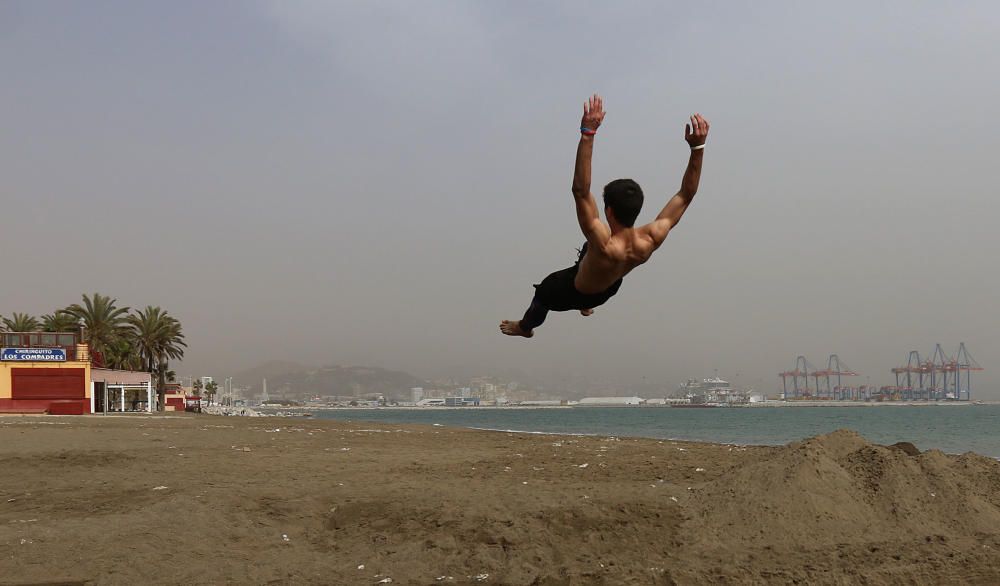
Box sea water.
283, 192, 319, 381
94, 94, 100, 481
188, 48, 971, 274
310, 404, 1000, 458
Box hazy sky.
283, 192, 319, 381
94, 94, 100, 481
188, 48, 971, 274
2, 1, 997, 397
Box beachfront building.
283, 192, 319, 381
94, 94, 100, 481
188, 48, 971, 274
1, 331, 158, 414
162, 383, 200, 412
444, 396, 481, 407
91, 368, 154, 413
416, 398, 446, 406
577, 396, 644, 406
0, 332, 93, 414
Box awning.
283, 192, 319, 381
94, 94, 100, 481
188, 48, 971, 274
91, 368, 152, 386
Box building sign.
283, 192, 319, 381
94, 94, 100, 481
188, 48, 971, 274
1, 348, 67, 362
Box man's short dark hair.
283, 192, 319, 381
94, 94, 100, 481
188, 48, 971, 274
602, 179, 644, 227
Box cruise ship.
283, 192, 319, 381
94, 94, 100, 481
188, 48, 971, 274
674, 376, 750, 406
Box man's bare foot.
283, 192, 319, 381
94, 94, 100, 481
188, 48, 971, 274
580, 308, 594, 316
500, 320, 534, 338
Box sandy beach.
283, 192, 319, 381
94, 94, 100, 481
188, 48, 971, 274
2, 415, 999, 585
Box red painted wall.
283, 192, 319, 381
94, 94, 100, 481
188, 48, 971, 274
11, 368, 86, 399
0, 399, 90, 414
0, 368, 90, 414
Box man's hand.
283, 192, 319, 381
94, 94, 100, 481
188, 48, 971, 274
644, 113, 710, 247
685, 113, 709, 147
581, 94, 606, 133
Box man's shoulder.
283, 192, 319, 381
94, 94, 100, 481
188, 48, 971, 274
635, 220, 669, 236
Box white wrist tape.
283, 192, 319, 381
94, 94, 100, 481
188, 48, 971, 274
691, 144, 705, 150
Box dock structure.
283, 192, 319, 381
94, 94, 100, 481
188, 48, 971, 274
885, 343, 982, 401
778, 343, 983, 401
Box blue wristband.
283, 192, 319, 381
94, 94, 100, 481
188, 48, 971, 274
580, 127, 597, 135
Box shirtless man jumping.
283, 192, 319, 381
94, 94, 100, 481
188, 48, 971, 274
500, 94, 709, 338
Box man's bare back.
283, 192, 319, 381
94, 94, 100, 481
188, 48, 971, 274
500, 94, 709, 338
573, 229, 657, 294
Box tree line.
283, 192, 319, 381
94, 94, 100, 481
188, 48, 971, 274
1, 293, 186, 410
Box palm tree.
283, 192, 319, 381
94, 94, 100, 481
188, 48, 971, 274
41, 311, 80, 333
2, 313, 41, 332
103, 336, 143, 371
62, 293, 130, 366
128, 306, 186, 410
151, 363, 178, 386
204, 380, 219, 406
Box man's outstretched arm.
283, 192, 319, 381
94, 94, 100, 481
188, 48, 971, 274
646, 113, 710, 247
573, 94, 611, 247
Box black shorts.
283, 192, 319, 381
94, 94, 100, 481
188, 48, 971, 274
533, 264, 623, 312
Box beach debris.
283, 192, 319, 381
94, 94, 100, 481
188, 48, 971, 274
695, 468, 706, 472
341, 447, 351, 451
670, 497, 679, 502
10, 519, 38, 523
7, 498, 16, 503
503, 466, 511, 472
357, 565, 365, 570
930, 492, 936, 497
522, 481, 528, 485
376, 578, 393, 584
532, 466, 544, 471
551, 442, 563, 447
168, 446, 176, 449
676, 447, 686, 452
282, 534, 290, 542
472, 574, 489, 582
243, 447, 252, 452
435, 576, 454, 582
20, 539, 32, 545
432, 424, 443, 427
152, 486, 169, 491
578, 463, 589, 468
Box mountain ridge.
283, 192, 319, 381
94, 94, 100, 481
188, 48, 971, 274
233, 361, 427, 401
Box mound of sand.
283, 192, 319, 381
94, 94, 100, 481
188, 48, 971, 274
690, 429, 1000, 549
